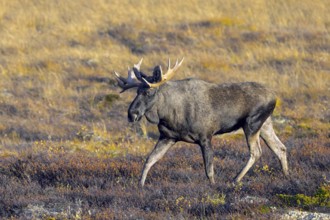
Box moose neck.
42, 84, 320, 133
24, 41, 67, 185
145, 82, 177, 124
144, 88, 162, 124
144, 107, 159, 124
143, 83, 172, 124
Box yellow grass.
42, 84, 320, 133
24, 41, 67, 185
0, 0, 329, 156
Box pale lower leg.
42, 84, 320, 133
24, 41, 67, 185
235, 131, 262, 183
260, 117, 289, 176
139, 138, 175, 187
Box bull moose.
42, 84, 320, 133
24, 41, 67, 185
115, 58, 289, 187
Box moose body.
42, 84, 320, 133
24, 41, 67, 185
115, 59, 289, 187
142, 79, 275, 142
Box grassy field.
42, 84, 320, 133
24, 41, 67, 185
0, 0, 329, 219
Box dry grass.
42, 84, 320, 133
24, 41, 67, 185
0, 0, 329, 218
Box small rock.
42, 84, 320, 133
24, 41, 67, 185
281, 210, 330, 220
239, 195, 269, 204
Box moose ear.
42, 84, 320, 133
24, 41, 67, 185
133, 67, 149, 81
132, 67, 142, 80
152, 65, 162, 83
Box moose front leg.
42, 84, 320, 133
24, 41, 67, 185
140, 137, 176, 187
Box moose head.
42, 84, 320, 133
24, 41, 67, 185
115, 58, 184, 123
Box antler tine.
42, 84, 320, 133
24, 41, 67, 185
115, 71, 128, 83
142, 57, 184, 88
172, 59, 179, 72
176, 57, 184, 69
134, 58, 143, 70
165, 57, 184, 77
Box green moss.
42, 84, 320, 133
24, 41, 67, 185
315, 184, 330, 207
259, 205, 271, 214
206, 193, 226, 206
277, 183, 330, 209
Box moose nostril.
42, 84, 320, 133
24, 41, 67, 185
128, 111, 139, 122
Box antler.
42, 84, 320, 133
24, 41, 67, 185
115, 58, 184, 92
142, 58, 184, 88
114, 58, 143, 93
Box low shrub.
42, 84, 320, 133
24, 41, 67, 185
277, 183, 330, 209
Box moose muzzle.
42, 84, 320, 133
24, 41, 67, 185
128, 110, 141, 123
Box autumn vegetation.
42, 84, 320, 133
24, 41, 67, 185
0, 0, 329, 219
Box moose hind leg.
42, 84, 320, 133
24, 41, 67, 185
260, 117, 289, 176
199, 138, 215, 184
139, 138, 175, 187
235, 130, 262, 183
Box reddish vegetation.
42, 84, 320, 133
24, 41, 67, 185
1, 135, 329, 219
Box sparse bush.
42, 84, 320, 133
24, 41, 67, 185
277, 183, 330, 209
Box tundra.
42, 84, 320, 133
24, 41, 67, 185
115, 58, 289, 187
